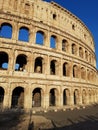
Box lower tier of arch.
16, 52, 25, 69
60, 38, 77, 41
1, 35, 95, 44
0, 77, 98, 111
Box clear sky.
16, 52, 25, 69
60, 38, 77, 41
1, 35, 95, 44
44, 0, 98, 69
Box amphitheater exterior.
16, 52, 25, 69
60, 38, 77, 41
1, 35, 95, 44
0, 0, 98, 111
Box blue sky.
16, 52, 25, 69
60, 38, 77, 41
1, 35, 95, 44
44, 0, 98, 69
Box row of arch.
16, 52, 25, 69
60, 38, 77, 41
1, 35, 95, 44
1, 0, 93, 47
0, 23, 95, 65
0, 86, 98, 109
0, 51, 96, 81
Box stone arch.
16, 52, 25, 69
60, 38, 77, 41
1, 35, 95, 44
88, 89, 92, 104
79, 47, 83, 58
32, 87, 43, 107
50, 35, 57, 49
87, 69, 90, 81
49, 88, 59, 106
74, 89, 79, 105
18, 26, 29, 42
90, 71, 94, 82
72, 43, 77, 55
82, 89, 87, 104
63, 89, 70, 105
15, 54, 27, 71
0, 51, 9, 70
89, 53, 91, 63
85, 50, 88, 61
0, 22, 12, 39
62, 39, 68, 52
36, 30, 45, 45
0, 87, 4, 109
11, 86, 24, 108
34, 57, 43, 73
50, 59, 57, 75
63, 62, 70, 77
81, 67, 86, 79
73, 65, 78, 78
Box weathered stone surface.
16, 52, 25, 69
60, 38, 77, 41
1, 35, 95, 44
0, 0, 98, 111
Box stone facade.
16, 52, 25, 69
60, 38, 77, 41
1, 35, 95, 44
0, 0, 98, 111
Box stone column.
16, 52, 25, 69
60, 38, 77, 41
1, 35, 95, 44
7, 86, 12, 108
28, 4, 33, 19
55, 89, 61, 107
28, 53, 34, 74
60, 58, 63, 77
57, 36, 62, 52
68, 40, 72, 54
86, 91, 90, 105
43, 90, 49, 109
70, 90, 74, 106
78, 64, 81, 81
79, 90, 82, 105
12, 22, 18, 40
0, 0, 3, 9
44, 31, 50, 48
46, 55, 50, 75
24, 53, 31, 73
3, 0, 9, 9
3, 86, 11, 109
30, 27, 36, 45
69, 62, 73, 79
56, 59, 60, 76
24, 85, 32, 110
9, 0, 15, 10
59, 89, 63, 107
8, 50, 15, 75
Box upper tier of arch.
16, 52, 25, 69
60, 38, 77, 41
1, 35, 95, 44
0, 0, 95, 52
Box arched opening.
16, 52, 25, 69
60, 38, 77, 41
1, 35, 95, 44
81, 67, 86, 79
34, 57, 43, 73
89, 90, 92, 104
72, 44, 77, 55
32, 88, 42, 107
0, 52, 8, 70
79, 47, 83, 58
18, 27, 29, 42
63, 89, 70, 105
53, 13, 57, 20
73, 65, 78, 78
82, 89, 86, 104
49, 88, 58, 106
25, 3, 30, 14
87, 69, 90, 81
50, 60, 56, 75
72, 24, 75, 30
93, 90, 96, 103
50, 35, 56, 49
0, 23, 12, 39
85, 50, 88, 61
62, 39, 68, 52
11, 87, 24, 108
63, 62, 69, 76
89, 53, 92, 63
36, 31, 44, 45
15, 54, 27, 71
74, 89, 79, 105
0, 87, 4, 109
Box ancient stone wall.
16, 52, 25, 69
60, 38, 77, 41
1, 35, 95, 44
0, 0, 98, 111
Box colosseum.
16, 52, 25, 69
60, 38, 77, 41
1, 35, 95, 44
0, 0, 98, 112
